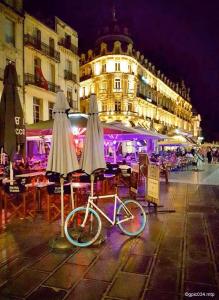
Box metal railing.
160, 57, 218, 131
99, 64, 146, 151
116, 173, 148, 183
24, 34, 60, 62
58, 38, 78, 55
64, 70, 77, 82
24, 73, 60, 93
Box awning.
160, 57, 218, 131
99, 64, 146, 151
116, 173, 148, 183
26, 118, 165, 141
26, 113, 88, 137
158, 135, 194, 147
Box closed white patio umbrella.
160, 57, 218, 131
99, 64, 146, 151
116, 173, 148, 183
47, 90, 79, 248
80, 93, 106, 195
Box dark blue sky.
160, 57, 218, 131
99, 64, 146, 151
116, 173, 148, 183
25, 0, 219, 141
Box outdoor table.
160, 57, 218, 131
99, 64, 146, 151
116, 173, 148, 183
16, 171, 45, 178
119, 165, 131, 170
25, 181, 55, 214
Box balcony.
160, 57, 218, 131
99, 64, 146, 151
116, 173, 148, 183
137, 92, 157, 105
64, 70, 77, 82
58, 38, 78, 55
24, 73, 60, 93
24, 34, 60, 62
100, 110, 138, 116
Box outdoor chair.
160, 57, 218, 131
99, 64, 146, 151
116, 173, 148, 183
118, 167, 131, 187
46, 184, 73, 223
3, 182, 36, 223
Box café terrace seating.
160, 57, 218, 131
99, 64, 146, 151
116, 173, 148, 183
3, 181, 37, 224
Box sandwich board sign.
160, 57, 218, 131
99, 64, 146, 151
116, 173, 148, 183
147, 164, 160, 205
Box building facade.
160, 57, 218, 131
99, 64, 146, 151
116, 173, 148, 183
0, 0, 24, 106
80, 16, 201, 140
0, 0, 80, 125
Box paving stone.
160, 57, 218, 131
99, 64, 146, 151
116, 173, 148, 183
149, 266, 179, 293
186, 247, 211, 263
131, 239, 158, 256
67, 248, 98, 266
66, 279, 108, 300
156, 249, 180, 269
160, 236, 182, 252
0, 269, 48, 297
0, 256, 32, 286
143, 290, 179, 300
45, 263, 87, 290
99, 238, 134, 264
24, 242, 49, 258
185, 261, 216, 285
30, 252, 69, 272
107, 272, 146, 299
85, 258, 120, 282
27, 286, 66, 300
122, 254, 152, 274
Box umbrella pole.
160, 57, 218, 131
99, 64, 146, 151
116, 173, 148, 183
60, 177, 64, 237
49, 176, 73, 251
113, 145, 117, 164
0, 147, 3, 165
10, 161, 13, 185
91, 174, 94, 198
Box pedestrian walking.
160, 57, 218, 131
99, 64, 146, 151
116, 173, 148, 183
206, 148, 212, 164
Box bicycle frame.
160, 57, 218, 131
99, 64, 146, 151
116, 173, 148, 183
81, 194, 134, 228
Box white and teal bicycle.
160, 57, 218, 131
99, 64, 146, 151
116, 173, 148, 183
64, 183, 147, 247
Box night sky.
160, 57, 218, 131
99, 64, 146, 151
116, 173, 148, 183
24, 0, 219, 142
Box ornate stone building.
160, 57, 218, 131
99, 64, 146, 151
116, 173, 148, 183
0, 0, 80, 125
80, 11, 201, 140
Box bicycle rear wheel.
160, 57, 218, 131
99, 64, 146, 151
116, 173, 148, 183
64, 207, 102, 247
117, 200, 147, 236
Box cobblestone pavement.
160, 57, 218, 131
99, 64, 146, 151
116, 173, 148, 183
0, 164, 219, 299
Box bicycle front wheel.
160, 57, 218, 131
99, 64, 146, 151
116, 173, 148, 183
117, 200, 147, 236
64, 206, 102, 247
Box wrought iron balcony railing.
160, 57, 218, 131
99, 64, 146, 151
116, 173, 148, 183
24, 73, 60, 93
58, 38, 78, 55
24, 34, 60, 62
64, 70, 77, 82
